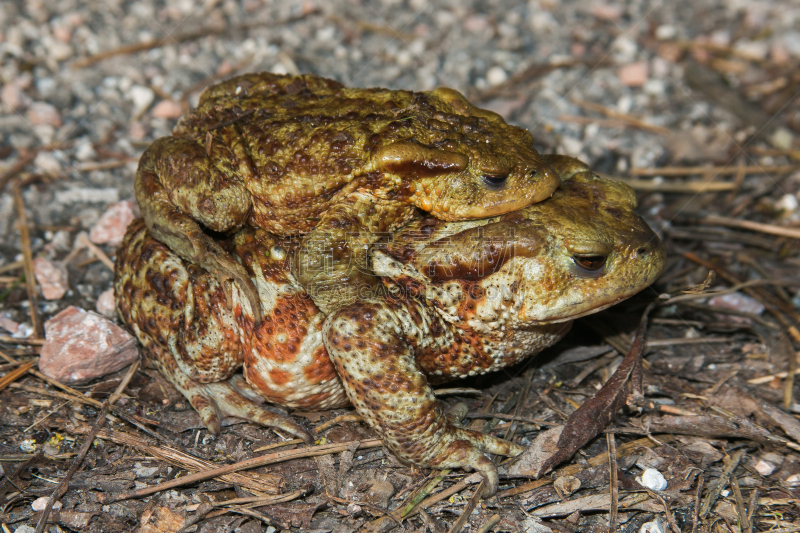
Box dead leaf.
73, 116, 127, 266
532, 304, 655, 477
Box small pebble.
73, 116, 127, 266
1, 82, 23, 110
655, 24, 677, 40
486, 66, 508, 86
151, 99, 184, 119
0, 315, 19, 334
129, 85, 155, 115
89, 200, 137, 247
554, 475, 581, 498
776, 193, 798, 214
619, 62, 649, 87
590, 3, 623, 21
96, 288, 116, 317
640, 518, 664, 533
754, 459, 777, 476
31, 497, 61, 511
708, 292, 765, 315
33, 257, 69, 300
134, 462, 160, 478
26, 101, 62, 126
638, 468, 668, 491
33, 151, 63, 176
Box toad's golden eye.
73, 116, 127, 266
573, 255, 607, 274
482, 173, 508, 189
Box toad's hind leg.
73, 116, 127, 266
323, 300, 524, 497
135, 136, 262, 323
150, 342, 313, 443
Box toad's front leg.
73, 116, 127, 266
323, 299, 523, 496
135, 137, 262, 323
293, 192, 414, 315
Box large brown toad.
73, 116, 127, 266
135, 72, 559, 320
116, 161, 665, 495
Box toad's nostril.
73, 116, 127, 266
636, 247, 648, 256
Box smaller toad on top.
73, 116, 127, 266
135, 72, 558, 319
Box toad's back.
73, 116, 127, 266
172, 72, 543, 234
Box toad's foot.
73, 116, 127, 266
152, 345, 313, 443
323, 299, 524, 496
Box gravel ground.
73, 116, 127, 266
1, 1, 799, 532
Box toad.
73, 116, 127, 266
135, 72, 559, 319
116, 160, 665, 495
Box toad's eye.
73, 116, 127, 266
573, 255, 607, 276
482, 173, 508, 190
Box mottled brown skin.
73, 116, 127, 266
135, 72, 559, 320
116, 163, 665, 496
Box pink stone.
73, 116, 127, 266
708, 292, 765, 315
0, 316, 19, 334
619, 62, 649, 87
1, 83, 22, 111
151, 100, 184, 119
27, 101, 62, 127
39, 306, 138, 385
590, 3, 623, 21
33, 257, 68, 300
96, 288, 116, 317
89, 200, 137, 247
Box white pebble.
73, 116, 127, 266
753, 459, 777, 477
655, 25, 676, 40
638, 468, 668, 491
33, 151, 63, 176
32, 497, 61, 511
128, 85, 154, 115
487, 66, 508, 86
639, 517, 664, 533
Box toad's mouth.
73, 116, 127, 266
522, 297, 631, 325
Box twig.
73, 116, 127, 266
34, 401, 110, 532
0, 361, 34, 392
613, 178, 736, 193
570, 98, 671, 135
629, 164, 798, 177
730, 475, 748, 533
77, 234, 115, 271
0, 451, 42, 498
34, 360, 138, 531
700, 450, 743, 518
94, 429, 284, 496
12, 186, 43, 338
745, 488, 758, 533
0, 336, 45, 345
111, 438, 382, 501
0, 152, 37, 195
446, 480, 485, 533
72, 10, 321, 68
464, 412, 556, 426
108, 360, 139, 405
606, 433, 618, 533
702, 215, 800, 240
661, 278, 800, 304
476, 514, 501, 533
691, 475, 704, 533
